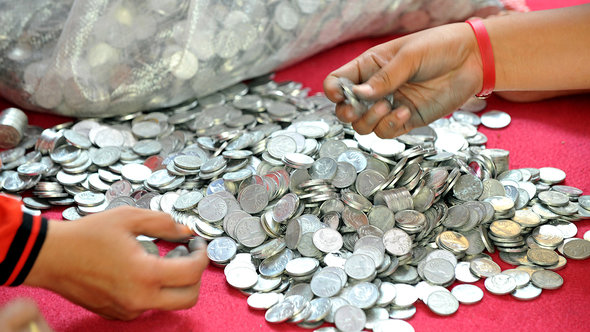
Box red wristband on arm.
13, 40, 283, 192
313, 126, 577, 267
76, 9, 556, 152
466, 18, 495, 99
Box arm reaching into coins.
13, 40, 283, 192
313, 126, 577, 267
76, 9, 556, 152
323, 4, 590, 138
17, 205, 208, 321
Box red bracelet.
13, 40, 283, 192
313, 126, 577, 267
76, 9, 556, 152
466, 18, 495, 99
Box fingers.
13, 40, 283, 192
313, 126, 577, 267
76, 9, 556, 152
111, 207, 193, 240
334, 103, 358, 123
152, 281, 202, 311
324, 42, 398, 102
153, 244, 209, 287
353, 50, 416, 101
374, 106, 412, 139
351, 100, 392, 135
324, 40, 417, 104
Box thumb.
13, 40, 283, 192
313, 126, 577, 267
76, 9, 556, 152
113, 207, 193, 241
354, 51, 416, 101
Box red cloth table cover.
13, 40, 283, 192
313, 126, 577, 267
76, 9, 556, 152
1, 0, 590, 331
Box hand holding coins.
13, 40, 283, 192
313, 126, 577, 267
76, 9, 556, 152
324, 23, 483, 139
23, 207, 208, 320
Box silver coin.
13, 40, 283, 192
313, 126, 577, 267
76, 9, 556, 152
78, 200, 109, 214
538, 190, 569, 207
22, 197, 50, 210
133, 139, 162, 156
344, 253, 375, 280
121, 163, 152, 183
511, 282, 542, 300
207, 237, 237, 264
531, 270, 564, 290
234, 216, 267, 248
383, 228, 412, 256
539, 167, 566, 184
105, 196, 136, 210
579, 195, 590, 210
389, 306, 416, 320
485, 273, 517, 295
502, 269, 531, 288
334, 305, 366, 332
159, 192, 180, 214
174, 191, 204, 211
312, 228, 343, 253
451, 284, 484, 304
238, 184, 269, 214
285, 257, 320, 277
197, 195, 227, 222
61, 206, 82, 221
90, 147, 121, 167
470, 258, 501, 278
426, 290, 459, 316
481, 110, 511, 129
132, 121, 161, 139
393, 284, 418, 307
174, 155, 204, 170
74, 191, 105, 207
63, 129, 92, 149
267, 135, 297, 160
337, 150, 367, 173
310, 157, 338, 180
562, 238, 590, 260
248, 292, 283, 310
310, 270, 343, 298
423, 258, 455, 286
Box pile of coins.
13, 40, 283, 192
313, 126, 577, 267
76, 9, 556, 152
2, 75, 590, 332
0, 108, 28, 149
1, 0, 501, 117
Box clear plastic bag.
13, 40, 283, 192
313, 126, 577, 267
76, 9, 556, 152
0, 0, 503, 117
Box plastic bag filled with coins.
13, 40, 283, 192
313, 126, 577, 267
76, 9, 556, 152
0, 0, 508, 118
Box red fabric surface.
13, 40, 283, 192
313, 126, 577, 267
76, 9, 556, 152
2, 1, 590, 331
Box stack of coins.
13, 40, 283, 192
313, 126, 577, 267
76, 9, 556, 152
0, 108, 28, 149
2, 76, 590, 332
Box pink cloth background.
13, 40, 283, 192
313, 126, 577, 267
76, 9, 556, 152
1, 0, 590, 331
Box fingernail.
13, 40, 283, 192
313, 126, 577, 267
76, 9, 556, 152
189, 237, 207, 252
165, 245, 190, 258
396, 106, 411, 120
354, 84, 373, 98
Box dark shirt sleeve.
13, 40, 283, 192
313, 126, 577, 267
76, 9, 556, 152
0, 194, 48, 286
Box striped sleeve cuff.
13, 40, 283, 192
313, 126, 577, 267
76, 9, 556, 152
0, 213, 48, 286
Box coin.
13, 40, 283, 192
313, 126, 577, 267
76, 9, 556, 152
484, 273, 517, 295
539, 167, 566, 184
334, 305, 366, 332
121, 163, 152, 183
265, 301, 295, 323
312, 228, 343, 253
481, 110, 511, 129
451, 284, 484, 304
74, 191, 105, 207
562, 238, 590, 260
531, 270, 563, 290
470, 258, 501, 278
511, 282, 542, 301
427, 290, 459, 316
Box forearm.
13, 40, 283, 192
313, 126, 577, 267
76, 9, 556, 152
485, 4, 590, 91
